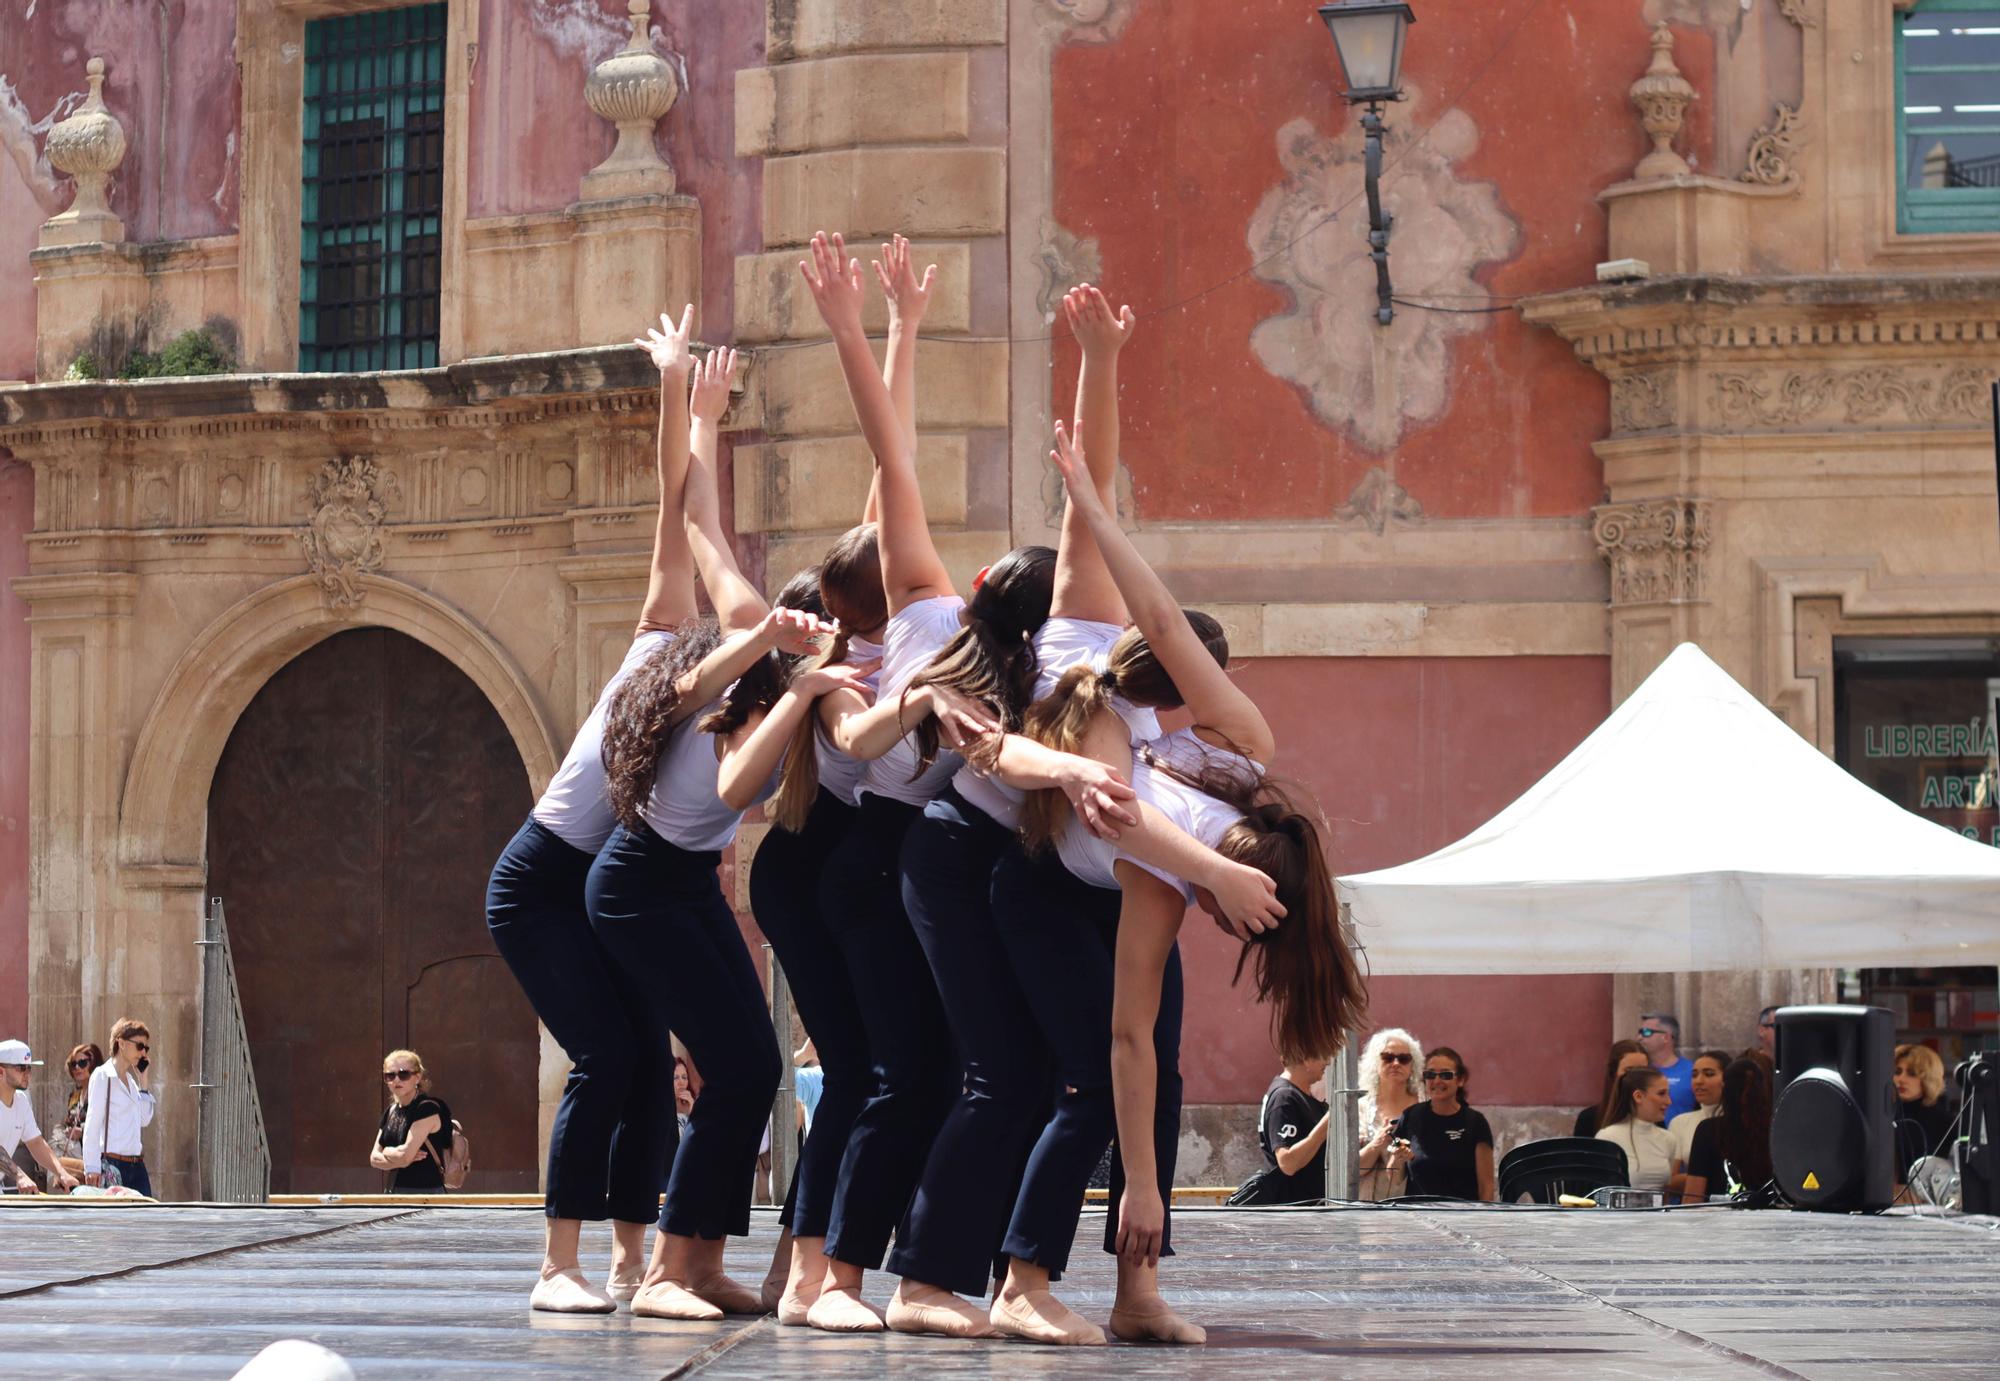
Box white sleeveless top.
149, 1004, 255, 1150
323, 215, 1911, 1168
532, 630, 674, 852
639, 700, 778, 852
1056, 728, 1254, 899
953, 617, 1163, 828
859, 595, 966, 806
814, 634, 883, 808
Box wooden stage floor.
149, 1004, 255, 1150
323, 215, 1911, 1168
3, 1202, 1996, 1379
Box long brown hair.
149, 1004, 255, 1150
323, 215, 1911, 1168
1714, 1056, 1773, 1190
1017, 612, 1228, 850
601, 617, 725, 829
907, 544, 1056, 774
1594, 1039, 1646, 1130
820, 522, 886, 636
1600, 1066, 1666, 1130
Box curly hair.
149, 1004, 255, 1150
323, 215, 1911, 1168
1357, 1027, 1424, 1129
601, 617, 725, 829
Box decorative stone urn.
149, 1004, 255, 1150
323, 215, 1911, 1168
1629, 23, 1695, 181
43, 56, 128, 245
581, 0, 680, 200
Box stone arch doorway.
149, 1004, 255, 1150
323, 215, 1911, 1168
207, 627, 538, 1193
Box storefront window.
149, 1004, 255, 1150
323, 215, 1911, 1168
1834, 637, 1999, 1067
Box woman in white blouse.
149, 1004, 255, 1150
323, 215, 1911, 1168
1666, 1049, 1727, 1195
1594, 1066, 1679, 1194
82, 1017, 157, 1197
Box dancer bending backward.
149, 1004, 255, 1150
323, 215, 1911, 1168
1005, 422, 1368, 1342
484, 306, 711, 1313
751, 231, 941, 1325
792, 231, 1050, 1332
588, 337, 837, 1322
880, 283, 1219, 1338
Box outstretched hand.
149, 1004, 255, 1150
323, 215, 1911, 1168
1048, 421, 1105, 519
762, 605, 840, 658
797, 658, 880, 701
799, 232, 865, 334
874, 234, 938, 329
690, 347, 737, 424
1064, 283, 1137, 357
633, 304, 696, 375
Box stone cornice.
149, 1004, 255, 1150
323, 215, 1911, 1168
1519, 274, 2000, 367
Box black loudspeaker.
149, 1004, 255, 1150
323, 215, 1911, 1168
1957, 1051, 1997, 1216
1771, 1005, 1897, 1211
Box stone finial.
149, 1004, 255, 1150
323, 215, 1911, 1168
581, 0, 680, 200
42, 57, 129, 245
1629, 23, 1696, 181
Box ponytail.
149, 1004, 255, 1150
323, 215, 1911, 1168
767, 628, 853, 833
1018, 663, 1124, 851
906, 544, 1055, 776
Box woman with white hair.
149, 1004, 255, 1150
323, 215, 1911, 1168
1355, 1028, 1422, 1201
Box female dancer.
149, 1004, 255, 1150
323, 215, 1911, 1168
792, 231, 1061, 1333
987, 422, 1364, 1344
484, 306, 707, 1312
587, 335, 836, 1322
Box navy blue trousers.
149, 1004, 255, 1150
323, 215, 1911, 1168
748, 786, 870, 1239
887, 788, 1055, 1295
103, 1154, 151, 1198
586, 820, 781, 1240
991, 841, 1184, 1277
820, 792, 956, 1269
487, 816, 660, 1224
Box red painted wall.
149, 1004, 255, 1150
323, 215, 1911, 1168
1177, 656, 1613, 1109
0, 454, 30, 1039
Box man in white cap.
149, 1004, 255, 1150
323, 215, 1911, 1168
0, 1039, 79, 1193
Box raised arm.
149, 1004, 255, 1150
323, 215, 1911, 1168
716, 659, 878, 809
1048, 424, 1273, 762
1107, 863, 1182, 1268
632, 306, 698, 634
686, 347, 767, 635
799, 231, 953, 611
826, 680, 994, 762
876, 233, 932, 471
673, 610, 836, 733
1051, 285, 1137, 624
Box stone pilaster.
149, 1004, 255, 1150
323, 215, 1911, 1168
734, 0, 1010, 587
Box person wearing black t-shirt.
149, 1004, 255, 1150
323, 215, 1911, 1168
1394, 1047, 1495, 1201
1257, 1056, 1330, 1203
370, 1049, 452, 1193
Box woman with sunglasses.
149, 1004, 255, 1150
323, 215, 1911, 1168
1393, 1048, 1495, 1202
371, 1049, 452, 1194
51, 1043, 104, 1178
1356, 1028, 1422, 1201
81, 1018, 156, 1196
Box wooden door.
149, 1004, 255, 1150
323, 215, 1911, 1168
208, 627, 538, 1193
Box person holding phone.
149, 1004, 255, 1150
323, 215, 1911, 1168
82, 1018, 157, 1197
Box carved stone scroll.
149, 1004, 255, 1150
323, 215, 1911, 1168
300, 456, 389, 607
1593, 498, 1713, 606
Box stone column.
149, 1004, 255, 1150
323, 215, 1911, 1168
732, 0, 1011, 589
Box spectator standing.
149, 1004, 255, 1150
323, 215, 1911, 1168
1395, 1048, 1495, 1202
1667, 1049, 1729, 1169
1255, 1055, 1330, 1204
1356, 1028, 1423, 1201
1594, 1066, 1678, 1193
1682, 1057, 1773, 1202
82, 1018, 157, 1196
1574, 1039, 1648, 1138
674, 1056, 696, 1138
50, 1043, 105, 1176
1892, 1044, 1957, 1174
370, 1049, 452, 1193
1639, 1013, 1697, 1120
0, 1040, 79, 1193
1756, 1006, 1777, 1060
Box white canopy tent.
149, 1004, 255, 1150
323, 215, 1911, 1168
1336, 642, 2000, 975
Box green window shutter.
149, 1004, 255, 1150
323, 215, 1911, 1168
1895, 1, 2000, 235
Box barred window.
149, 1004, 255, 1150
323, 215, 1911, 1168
299, 4, 446, 371
1896, 2, 2000, 234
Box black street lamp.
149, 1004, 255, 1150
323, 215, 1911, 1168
1317, 1, 1415, 326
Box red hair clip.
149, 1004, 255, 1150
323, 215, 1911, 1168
971, 563, 992, 595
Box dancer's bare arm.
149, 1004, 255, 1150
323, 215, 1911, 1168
1108, 866, 1183, 1268
671, 610, 837, 732
799, 232, 952, 611
1048, 425, 1274, 763
1052, 285, 1136, 624
633, 306, 698, 633
686, 347, 768, 635
716, 660, 879, 809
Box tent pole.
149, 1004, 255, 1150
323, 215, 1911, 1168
1326, 1032, 1360, 1202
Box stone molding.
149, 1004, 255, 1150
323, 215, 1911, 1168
1710, 364, 1992, 430
1592, 498, 1713, 607
1609, 367, 1677, 433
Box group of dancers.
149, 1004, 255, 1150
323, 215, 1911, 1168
482, 231, 1366, 1345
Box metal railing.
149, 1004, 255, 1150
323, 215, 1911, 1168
192, 898, 271, 1202
766, 946, 796, 1206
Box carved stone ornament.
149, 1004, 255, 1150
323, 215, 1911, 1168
1776, 0, 1814, 27
1713, 365, 1994, 429
301, 456, 389, 607
1335, 467, 1426, 535
1630, 23, 1696, 181
1741, 103, 1804, 188
42, 56, 128, 244
1033, 220, 1103, 317
1043, 0, 1136, 44
581, 0, 680, 199
1610, 369, 1675, 432
1593, 498, 1712, 606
